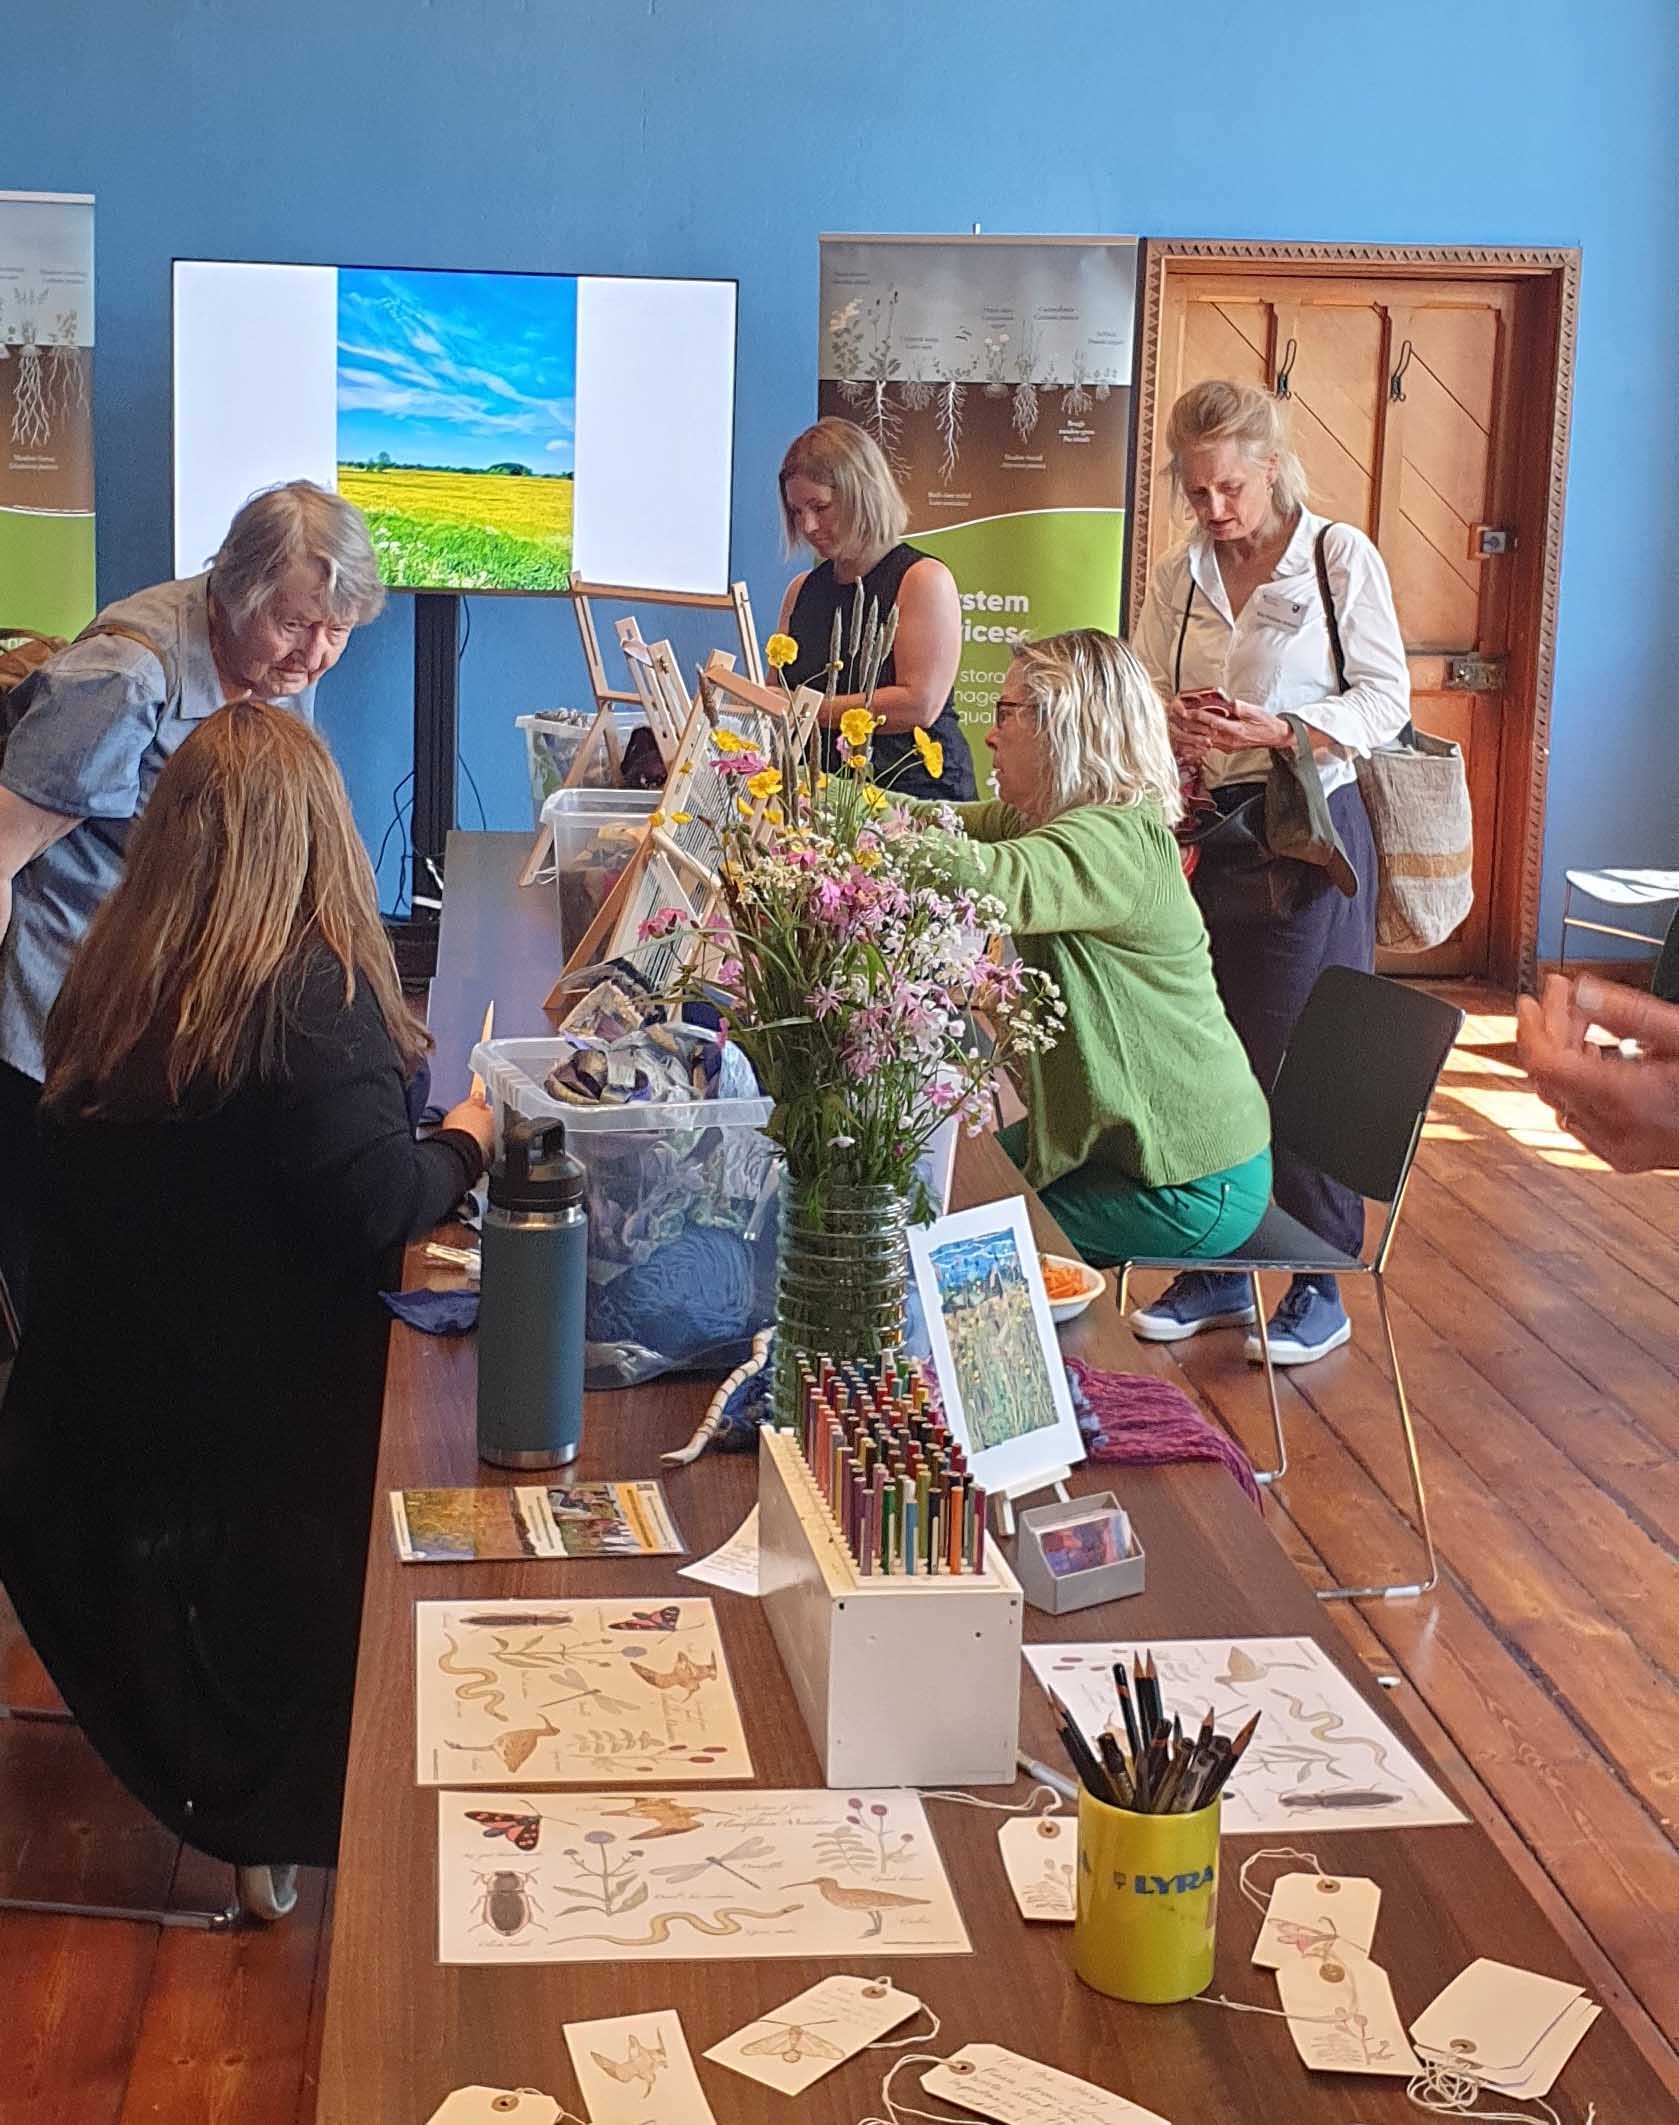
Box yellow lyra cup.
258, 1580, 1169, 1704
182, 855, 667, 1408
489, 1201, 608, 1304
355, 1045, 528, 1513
1073, 1785, 1221, 2004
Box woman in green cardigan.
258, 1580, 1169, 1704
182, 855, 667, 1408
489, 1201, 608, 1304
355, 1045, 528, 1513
935, 629, 1271, 1266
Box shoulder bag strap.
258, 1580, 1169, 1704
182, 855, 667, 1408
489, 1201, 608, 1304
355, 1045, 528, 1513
76, 619, 180, 700
1311, 526, 1348, 693
1172, 566, 1197, 696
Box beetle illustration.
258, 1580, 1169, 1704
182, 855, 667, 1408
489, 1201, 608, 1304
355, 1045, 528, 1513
471, 1867, 546, 1941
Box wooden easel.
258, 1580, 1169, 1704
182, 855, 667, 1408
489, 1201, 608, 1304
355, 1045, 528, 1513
570, 578, 765, 721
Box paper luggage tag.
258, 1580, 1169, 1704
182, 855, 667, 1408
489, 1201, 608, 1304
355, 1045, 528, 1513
1410, 1958, 1596, 2098
424, 2093, 561, 2125
564, 2009, 716, 2125
706, 1973, 919, 2094
998, 1814, 1076, 1922
922, 2044, 1172, 2124
1275, 1945, 1422, 2077
1251, 1871, 1380, 1967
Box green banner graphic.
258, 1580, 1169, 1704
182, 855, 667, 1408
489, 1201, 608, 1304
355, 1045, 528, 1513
818, 235, 1136, 750
1, 191, 95, 637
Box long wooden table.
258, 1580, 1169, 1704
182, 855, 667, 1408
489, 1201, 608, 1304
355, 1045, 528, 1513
316, 833, 1663, 2121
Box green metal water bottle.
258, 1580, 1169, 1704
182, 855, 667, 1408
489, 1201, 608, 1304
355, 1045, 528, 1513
476, 1118, 588, 1469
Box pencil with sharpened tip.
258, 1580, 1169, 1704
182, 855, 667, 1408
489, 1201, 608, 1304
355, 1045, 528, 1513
1036, 1650, 1260, 1814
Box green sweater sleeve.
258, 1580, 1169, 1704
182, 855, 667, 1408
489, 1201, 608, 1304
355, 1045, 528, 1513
939, 806, 1155, 939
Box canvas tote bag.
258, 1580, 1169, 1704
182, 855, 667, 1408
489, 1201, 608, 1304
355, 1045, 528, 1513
1314, 529, 1474, 952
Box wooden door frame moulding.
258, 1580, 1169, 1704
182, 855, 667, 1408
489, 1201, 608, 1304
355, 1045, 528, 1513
1129, 239, 1580, 989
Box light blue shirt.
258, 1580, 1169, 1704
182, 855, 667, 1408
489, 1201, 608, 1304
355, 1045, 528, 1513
0, 573, 315, 1080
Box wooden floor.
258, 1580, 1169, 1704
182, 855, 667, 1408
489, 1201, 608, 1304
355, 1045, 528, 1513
1, 982, 1676, 2119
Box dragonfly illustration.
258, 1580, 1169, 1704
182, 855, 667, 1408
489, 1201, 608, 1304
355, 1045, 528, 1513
739, 2016, 845, 2065
652, 1835, 778, 1889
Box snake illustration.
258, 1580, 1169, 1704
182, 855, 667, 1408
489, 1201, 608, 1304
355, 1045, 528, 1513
1270, 1694, 1395, 1778
439, 1630, 509, 1723
572, 1903, 802, 1947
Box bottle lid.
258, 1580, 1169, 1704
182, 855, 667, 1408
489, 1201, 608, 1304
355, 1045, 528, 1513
488, 1116, 586, 1212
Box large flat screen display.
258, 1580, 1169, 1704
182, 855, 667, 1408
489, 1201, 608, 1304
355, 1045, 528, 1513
173, 262, 736, 596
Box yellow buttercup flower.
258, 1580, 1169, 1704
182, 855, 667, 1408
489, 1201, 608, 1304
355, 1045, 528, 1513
913, 726, 944, 781
746, 767, 784, 803
765, 632, 798, 670
843, 750, 869, 773
712, 728, 754, 755
839, 706, 878, 751
668, 810, 693, 825
647, 810, 667, 829
861, 784, 888, 814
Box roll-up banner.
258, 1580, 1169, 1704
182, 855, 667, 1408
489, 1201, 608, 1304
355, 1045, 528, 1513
1, 191, 95, 637
818, 234, 1136, 744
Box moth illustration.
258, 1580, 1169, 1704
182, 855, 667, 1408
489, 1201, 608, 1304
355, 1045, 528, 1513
590, 2031, 666, 2096
740, 2018, 844, 2065
1279, 1787, 1402, 1811
466, 1809, 543, 1853
458, 1612, 573, 1628
610, 1605, 682, 1633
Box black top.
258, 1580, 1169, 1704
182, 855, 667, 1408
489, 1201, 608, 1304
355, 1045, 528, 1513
787, 543, 977, 801
0, 956, 483, 1866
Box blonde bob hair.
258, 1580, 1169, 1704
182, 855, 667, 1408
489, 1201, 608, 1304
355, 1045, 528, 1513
1008, 629, 1184, 827
1165, 379, 1309, 518
779, 417, 909, 565
44, 698, 428, 1119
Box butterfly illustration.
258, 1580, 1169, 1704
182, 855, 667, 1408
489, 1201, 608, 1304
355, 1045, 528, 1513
610, 1605, 682, 1633
740, 2018, 844, 2066
591, 2031, 666, 2096
465, 1810, 542, 1853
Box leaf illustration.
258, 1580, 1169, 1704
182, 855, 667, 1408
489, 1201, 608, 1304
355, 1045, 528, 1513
619, 1881, 649, 1912
561, 1904, 600, 1917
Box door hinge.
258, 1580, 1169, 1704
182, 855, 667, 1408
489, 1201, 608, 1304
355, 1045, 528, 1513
1471, 524, 1516, 557
1444, 653, 1508, 692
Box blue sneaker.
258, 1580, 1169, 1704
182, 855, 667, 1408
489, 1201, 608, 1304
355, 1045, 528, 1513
1246, 1278, 1351, 1366
1129, 1270, 1256, 1343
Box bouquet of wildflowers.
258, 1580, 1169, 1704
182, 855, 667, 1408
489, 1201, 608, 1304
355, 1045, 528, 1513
641, 633, 1063, 1213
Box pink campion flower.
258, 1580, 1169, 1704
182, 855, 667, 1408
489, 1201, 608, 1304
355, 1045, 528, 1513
927, 1077, 964, 1112
714, 752, 770, 779
717, 958, 743, 987
808, 982, 844, 1019
638, 906, 685, 940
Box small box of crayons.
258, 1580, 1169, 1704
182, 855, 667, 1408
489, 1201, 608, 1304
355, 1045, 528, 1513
759, 1356, 1023, 1789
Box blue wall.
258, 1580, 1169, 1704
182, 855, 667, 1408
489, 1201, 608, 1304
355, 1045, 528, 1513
8, 0, 1676, 951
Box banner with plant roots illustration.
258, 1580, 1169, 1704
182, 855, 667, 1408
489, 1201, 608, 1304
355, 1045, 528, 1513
818, 236, 1136, 750
0, 193, 94, 636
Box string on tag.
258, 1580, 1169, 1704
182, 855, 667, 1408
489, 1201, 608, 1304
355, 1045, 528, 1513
1196, 2001, 1597, 2124
857, 2051, 971, 2125
922, 1784, 1065, 1815
1236, 1845, 1325, 1916
863, 1988, 943, 2051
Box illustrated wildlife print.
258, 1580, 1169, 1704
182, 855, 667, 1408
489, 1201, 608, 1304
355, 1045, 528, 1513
414, 1597, 752, 1784
437, 1788, 971, 1965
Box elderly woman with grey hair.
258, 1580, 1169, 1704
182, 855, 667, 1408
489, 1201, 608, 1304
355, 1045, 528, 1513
0, 479, 384, 1321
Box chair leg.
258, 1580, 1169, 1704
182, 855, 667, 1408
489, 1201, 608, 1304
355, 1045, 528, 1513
0, 1710, 243, 1928
1316, 1271, 1439, 1603
1247, 1273, 1288, 1485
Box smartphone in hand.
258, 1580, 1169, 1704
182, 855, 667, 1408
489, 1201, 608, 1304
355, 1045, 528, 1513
1179, 687, 1235, 711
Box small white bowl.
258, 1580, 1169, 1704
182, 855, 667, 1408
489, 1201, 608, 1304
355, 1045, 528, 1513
1040, 1253, 1105, 1326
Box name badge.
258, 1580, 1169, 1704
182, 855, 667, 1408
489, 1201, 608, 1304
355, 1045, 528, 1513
1252, 582, 1315, 633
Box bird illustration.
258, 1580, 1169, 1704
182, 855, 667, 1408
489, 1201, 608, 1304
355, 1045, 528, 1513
599, 1796, 711, 1839
630, 1651, 717, 1701
782, 1875, 932, 1939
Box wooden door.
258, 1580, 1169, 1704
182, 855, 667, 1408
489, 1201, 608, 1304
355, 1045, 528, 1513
1145, 273, 1532, 978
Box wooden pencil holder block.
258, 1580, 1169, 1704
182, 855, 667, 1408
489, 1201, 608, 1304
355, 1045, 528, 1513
758, 1427, 1023, 1788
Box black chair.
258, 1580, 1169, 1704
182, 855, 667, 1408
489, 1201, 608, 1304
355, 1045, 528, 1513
1118, 967, 1465, 1604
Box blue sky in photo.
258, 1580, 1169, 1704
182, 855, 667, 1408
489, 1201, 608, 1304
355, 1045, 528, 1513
337, 267, 577, 474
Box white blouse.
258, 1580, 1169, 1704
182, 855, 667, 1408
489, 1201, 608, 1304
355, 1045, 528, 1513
1132, 509, 1411, 796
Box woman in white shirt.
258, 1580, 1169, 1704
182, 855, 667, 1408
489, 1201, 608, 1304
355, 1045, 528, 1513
1129, 380, 1410, 1365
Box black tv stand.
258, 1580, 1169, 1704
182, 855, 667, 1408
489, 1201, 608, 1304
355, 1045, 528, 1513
382, 591, 460, 983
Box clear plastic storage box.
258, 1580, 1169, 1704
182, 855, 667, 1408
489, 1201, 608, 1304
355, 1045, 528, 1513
471, 1035, 780, 1390
517, 707, 650, 824
538, 787, 662, 967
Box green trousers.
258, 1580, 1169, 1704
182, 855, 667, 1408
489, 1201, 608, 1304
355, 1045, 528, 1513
997, 1124, 1272, 1270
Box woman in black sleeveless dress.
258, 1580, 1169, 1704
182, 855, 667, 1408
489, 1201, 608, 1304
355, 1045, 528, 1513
777, 419, 976, 801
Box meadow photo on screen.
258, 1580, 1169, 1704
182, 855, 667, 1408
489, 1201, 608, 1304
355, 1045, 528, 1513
336, 266, 576, 592
928, 1228, 1063, 1452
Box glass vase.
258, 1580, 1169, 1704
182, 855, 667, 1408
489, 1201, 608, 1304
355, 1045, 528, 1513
773, 1172, 910, 1425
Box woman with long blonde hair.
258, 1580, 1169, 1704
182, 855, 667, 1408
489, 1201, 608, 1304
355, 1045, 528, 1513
0, 700, 492, 1919
936, 629, 1271, 1264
